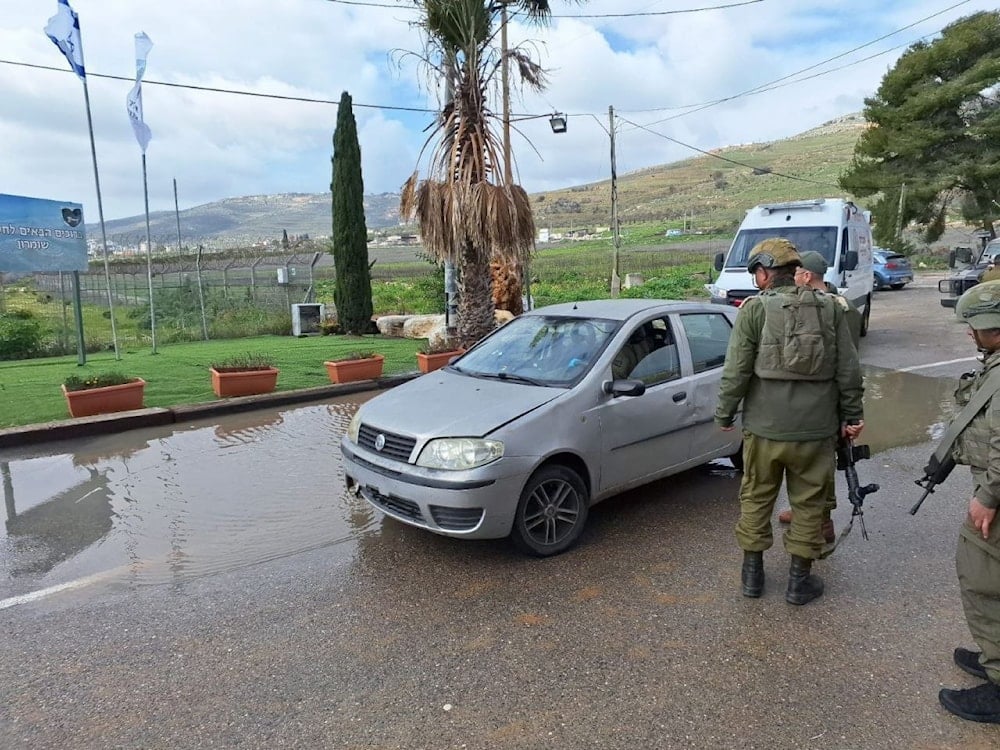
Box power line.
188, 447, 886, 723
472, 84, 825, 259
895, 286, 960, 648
0, 58, 437, 114
623, 0, 971, 122
323, 0, 766, 17
617, 115, 841, 188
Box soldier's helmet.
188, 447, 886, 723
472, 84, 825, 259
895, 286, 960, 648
747, 238, 802, 273
956, 280, 1000, 330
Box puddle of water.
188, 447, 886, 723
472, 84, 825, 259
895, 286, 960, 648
860, 365, 956, 453
0, 394, 377, 597
0, 366, 966, 600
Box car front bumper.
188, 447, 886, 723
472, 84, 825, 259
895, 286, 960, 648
340, 437, 536, 540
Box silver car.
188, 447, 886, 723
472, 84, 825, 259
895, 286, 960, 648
341, 299, 743, 556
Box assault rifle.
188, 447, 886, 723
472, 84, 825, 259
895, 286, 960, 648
834, 433, 880, 542
910, 454, 957, 515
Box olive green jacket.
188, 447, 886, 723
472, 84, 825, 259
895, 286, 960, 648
953, 349, 1000, 511
824, 282, 862, 348
714, 282, 864, 441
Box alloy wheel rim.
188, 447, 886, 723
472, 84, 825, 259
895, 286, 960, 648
522, 478, 581, 546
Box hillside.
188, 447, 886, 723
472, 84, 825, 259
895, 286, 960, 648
89, 114, 868, 246
89, 192, 403, 246
533, 113, 868, 232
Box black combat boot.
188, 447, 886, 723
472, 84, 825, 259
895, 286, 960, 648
741, 550, 764, 598
954, 647, 989, 680
785, 555, 824, 605
939, 682, 1000, 723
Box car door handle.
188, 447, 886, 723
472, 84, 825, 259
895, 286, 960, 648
672, 391, 686, 402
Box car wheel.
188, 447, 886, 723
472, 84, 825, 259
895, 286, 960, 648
859, 294, 871, 337
510, 464, 589, 557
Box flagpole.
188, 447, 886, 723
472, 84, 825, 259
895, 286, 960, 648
173, 178, 182, 253
81, 76, 121, 360
142, 153, 157, 353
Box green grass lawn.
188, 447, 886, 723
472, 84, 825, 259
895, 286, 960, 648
0, 334, 422, 429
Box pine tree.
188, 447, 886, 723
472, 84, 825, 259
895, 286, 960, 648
331, 91, 373, 335
840, 11, 1000, 246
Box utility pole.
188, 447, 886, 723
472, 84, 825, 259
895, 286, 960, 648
609, 104, 621, 297
499, 0, 530, 309
501, 1, 512, 186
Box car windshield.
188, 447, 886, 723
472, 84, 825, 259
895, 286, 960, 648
724, 227, 838, 269
454, 314, 619, 387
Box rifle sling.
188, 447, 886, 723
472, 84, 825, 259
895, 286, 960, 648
931, 366, 1000, 465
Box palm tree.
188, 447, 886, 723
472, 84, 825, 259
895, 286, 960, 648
400, 0, 582, 347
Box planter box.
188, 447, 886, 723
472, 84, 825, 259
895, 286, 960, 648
210, 367, 279, 398
416, 350, 463, 374
325, 355, 384, 384
62, 378, 146, 418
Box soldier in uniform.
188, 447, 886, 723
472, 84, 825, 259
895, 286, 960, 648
939, 280, 1000, 723
777, 249, 864, 541
715, 238, 864, 605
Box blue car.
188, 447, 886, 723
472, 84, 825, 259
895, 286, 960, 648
873, 248, 913, 290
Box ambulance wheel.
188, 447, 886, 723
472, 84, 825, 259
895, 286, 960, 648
859, 294, 871, 337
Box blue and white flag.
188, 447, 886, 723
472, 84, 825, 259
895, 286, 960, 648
126, 32, 153, 152
44, 0, 85, 80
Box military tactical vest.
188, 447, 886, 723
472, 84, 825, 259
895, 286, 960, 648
753, 287, 837, 381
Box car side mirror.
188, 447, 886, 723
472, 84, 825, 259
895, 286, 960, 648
955, 247, 973, 265
713, 252, 724, 272
841, 250, 858, 272
602, 379, 646, 397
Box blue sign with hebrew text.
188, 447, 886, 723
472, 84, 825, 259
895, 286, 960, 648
0, 193, 88, 272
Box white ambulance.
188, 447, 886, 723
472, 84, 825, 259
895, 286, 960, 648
708, 198, 875, 336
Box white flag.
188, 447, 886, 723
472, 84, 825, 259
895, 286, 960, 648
127, 32, 153, 152
44, 0, 85, 80
134, 31, 153, 80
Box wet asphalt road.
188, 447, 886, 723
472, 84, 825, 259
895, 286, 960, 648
3, 274, 1000, 749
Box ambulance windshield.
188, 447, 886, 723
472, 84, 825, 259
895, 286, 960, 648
725, 227, 838, 269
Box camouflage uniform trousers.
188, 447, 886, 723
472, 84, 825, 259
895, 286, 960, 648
735, 431, 836, 559
955, 467, 1000, 685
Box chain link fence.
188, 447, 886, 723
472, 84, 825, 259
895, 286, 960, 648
1, 235, 728, 356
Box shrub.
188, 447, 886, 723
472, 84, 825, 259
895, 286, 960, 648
63, 372, 135, 391
329, 350, 378, 362
0, 311, 47, 360
210, 352, 276, 372
418, 340, 461, 354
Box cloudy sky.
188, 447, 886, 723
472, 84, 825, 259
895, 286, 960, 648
0, 0, 994, 222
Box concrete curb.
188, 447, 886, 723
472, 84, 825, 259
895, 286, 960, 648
0, 373, 419, 450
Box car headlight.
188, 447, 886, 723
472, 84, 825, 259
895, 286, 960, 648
347, 411, 361, 444
707, 284, 725, 299
416, 438, 504, 470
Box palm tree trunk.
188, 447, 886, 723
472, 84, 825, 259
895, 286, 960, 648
458, 239, 496, 347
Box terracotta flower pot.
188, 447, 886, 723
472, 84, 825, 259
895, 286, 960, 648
210, 367, 279, 398
325, 355, 384, 384
416, 349, 463, 374
62, 379, 146, 418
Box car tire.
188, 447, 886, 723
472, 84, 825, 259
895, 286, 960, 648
510, 464, 589, 557
859, 293, 871, 337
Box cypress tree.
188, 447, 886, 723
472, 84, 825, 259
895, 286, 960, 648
331, 91, 373, 335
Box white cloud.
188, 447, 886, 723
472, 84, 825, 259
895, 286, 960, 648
0, 0, 996, 225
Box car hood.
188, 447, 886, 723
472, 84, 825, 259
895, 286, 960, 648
358, 369, 564, 438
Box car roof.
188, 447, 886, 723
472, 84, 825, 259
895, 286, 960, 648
523, 299, 720, 322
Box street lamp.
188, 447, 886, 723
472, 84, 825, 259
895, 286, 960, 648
548, 113, 567, 134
